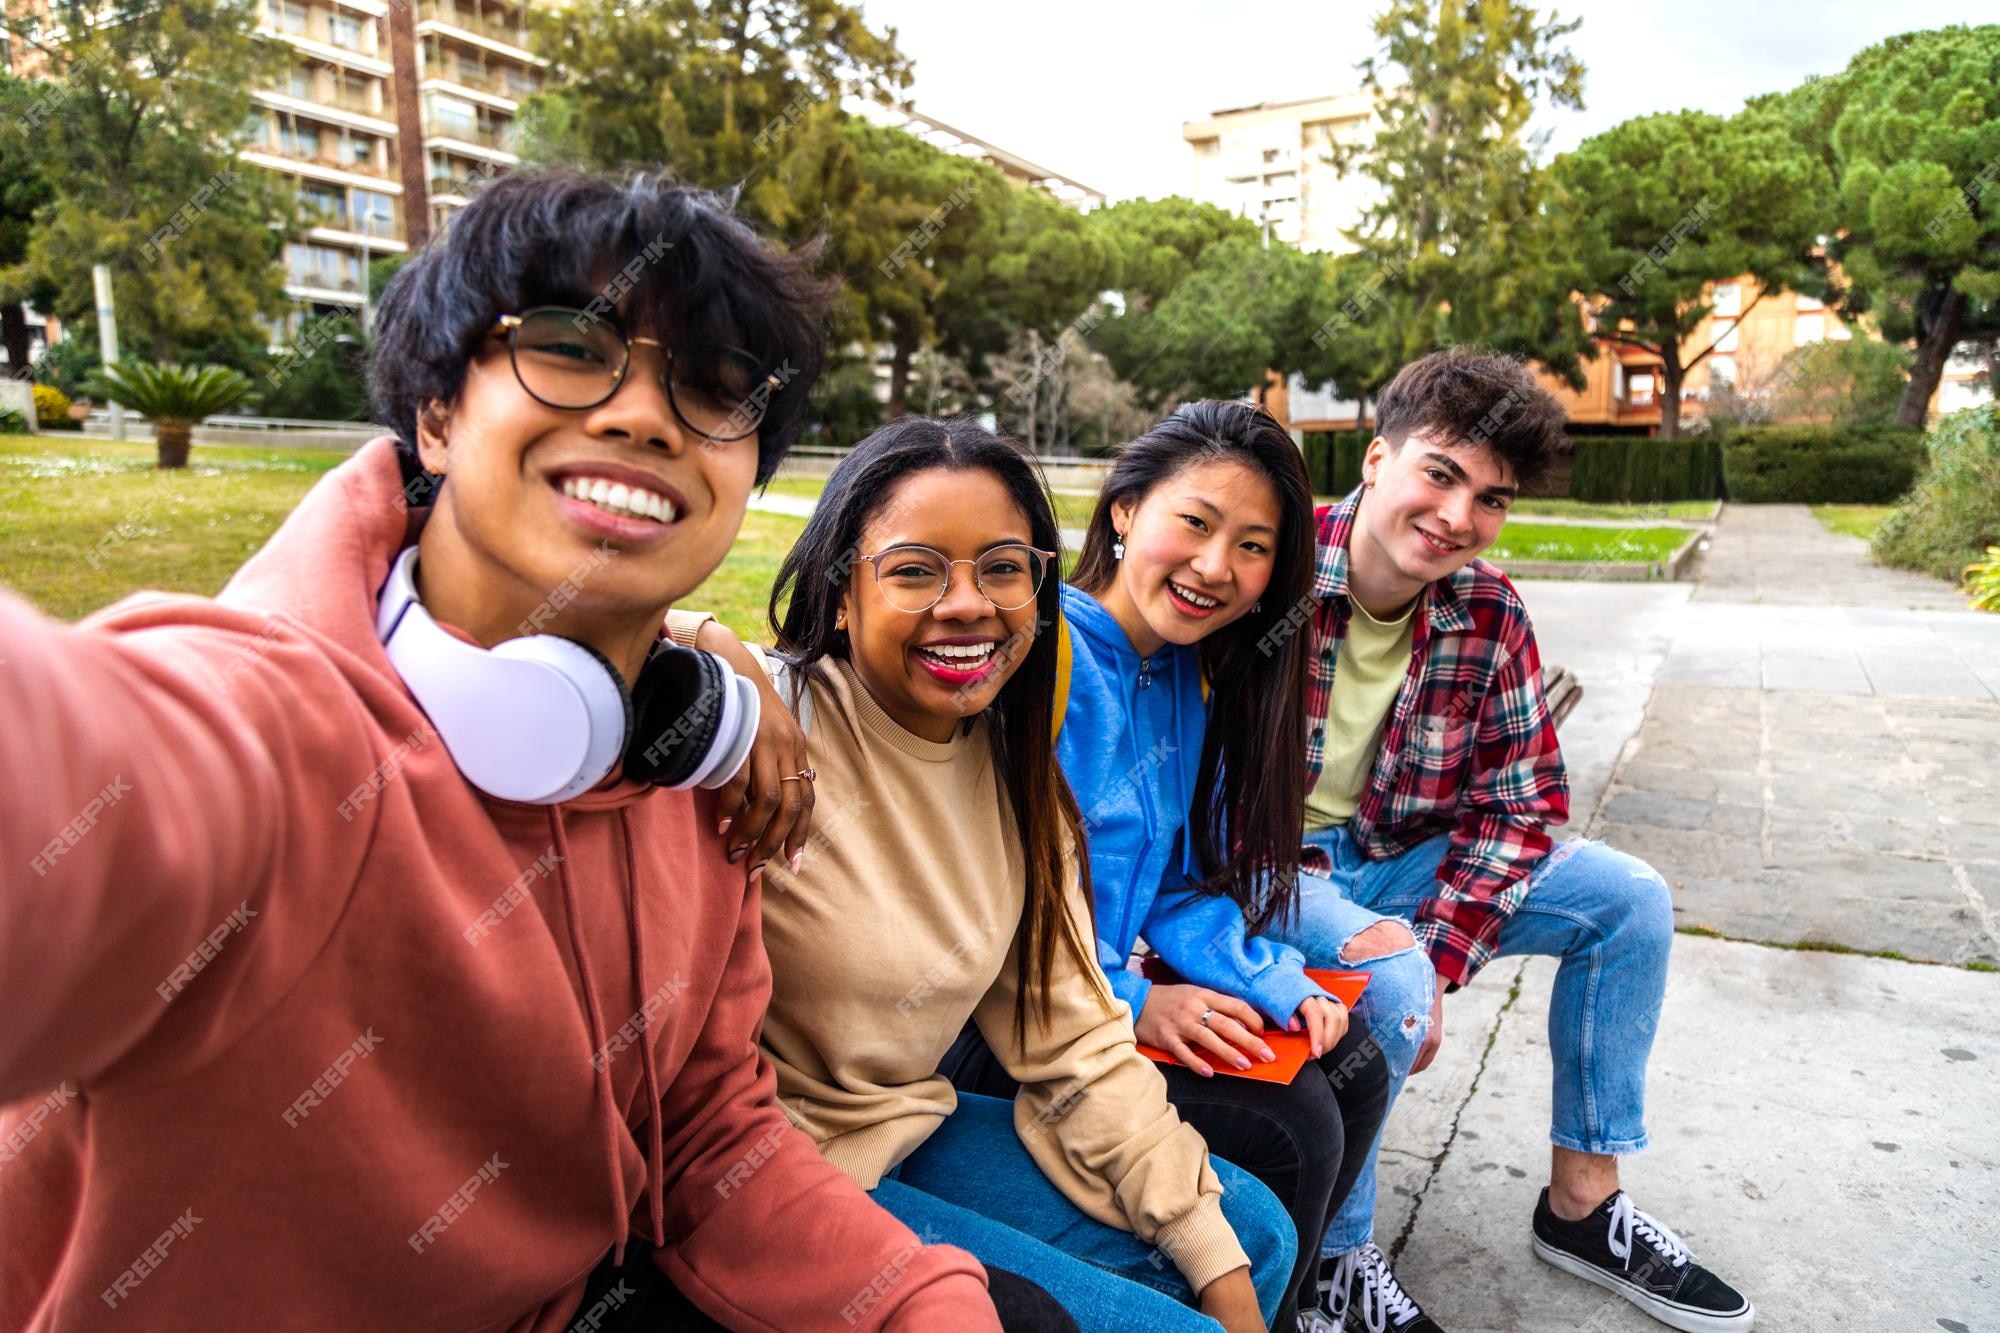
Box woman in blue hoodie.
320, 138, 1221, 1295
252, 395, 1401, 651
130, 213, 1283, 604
941, 402, 1396, 1331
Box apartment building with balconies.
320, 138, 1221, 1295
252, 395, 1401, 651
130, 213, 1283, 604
245, 0, 544, 334
412, 0, 543, 235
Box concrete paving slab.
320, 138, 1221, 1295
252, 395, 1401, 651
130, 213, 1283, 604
1366, 959, 1530, 1247
1591, 684, 2000, 963
1859, 651, 1994, 700
1511, 582, 1690, 825
1387, 937, 2000, 1333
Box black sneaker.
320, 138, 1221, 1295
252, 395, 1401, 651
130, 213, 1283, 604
1319, 1243, 1445, 1333
1531, 1188, 1755, 1331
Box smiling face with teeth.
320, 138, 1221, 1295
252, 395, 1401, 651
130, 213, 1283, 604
837, 466, 1041, 745
411, 315, 760, 684
1349, 427, 1516, 618
1094, 458, 1282, 659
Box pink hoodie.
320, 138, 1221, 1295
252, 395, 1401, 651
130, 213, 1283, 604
0, 439, 995, 1331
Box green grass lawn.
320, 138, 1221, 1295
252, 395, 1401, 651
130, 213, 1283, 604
1, 435, 343, 619
763, 477, 1715, 533
0, 433, 806, 638
2, 434, 1686, 631
1507, 498, 1715, 521
684, 510, 807, 639
1811, 504, 1894, 542
1484, 522, 1688, 564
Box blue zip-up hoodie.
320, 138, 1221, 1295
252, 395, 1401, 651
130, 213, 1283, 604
1058, 584, 1333, 1026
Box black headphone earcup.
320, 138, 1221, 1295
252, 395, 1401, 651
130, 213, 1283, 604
625, 645, 726, 787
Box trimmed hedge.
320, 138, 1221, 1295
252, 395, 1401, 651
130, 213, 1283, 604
1720, 424, 1925, 504
1302, 425, 1923, 504
1301, 430, 1723, 503
1299, 430, 1371, 495
1566, 435, 1723, 503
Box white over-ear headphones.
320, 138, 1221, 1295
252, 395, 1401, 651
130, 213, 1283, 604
375, 546, 758, 804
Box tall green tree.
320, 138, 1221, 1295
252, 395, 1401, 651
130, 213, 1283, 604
0, 77, 56, 374
1780, 24, 2000, 426
1329, 0, 1593, 378
1085, 198, 1266, 409
0, 1, 297, 364
524, 0, 909, 238
1550, 108, 1833, 435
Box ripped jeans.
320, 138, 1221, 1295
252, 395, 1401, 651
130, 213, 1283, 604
1266, 825, 1674, 1258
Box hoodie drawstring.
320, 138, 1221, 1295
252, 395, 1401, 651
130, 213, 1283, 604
618, 808, 667, 1248
546, 807, 634, 1266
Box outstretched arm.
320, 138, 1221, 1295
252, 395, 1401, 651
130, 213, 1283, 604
0, 590, 365, 1099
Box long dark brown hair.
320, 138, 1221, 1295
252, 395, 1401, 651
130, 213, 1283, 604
1069, 400, 1316, 929
769, 416, 1106, 1039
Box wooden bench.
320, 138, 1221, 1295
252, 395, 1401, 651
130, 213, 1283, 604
1543, 664, 1582, 731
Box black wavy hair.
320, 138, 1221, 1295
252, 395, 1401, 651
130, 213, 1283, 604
1069, 400, 1316, 930
768, 415, 1106, 1041
368, 167, 832, 488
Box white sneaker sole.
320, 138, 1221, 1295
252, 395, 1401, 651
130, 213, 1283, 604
1532, 1235, 1755, 1332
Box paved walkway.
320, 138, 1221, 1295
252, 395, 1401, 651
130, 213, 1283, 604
1689, 503, 1967, 610
1373, 505, 1999, 1332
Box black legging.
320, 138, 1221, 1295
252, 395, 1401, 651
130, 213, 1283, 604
574, 1236, 1078, 1331
938, 1017, 1392, 1331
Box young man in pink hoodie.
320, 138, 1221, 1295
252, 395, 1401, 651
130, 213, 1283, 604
0, 169, 1037, 1331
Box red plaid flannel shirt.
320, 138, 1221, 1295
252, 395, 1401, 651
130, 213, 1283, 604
1300, 488, 1570, 989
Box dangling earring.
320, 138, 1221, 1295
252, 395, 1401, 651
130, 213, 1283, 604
1112, 534, 1125, 560
1253, 600, 1262, 613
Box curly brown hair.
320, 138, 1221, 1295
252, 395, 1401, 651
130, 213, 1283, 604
1373, 347, 1571, 493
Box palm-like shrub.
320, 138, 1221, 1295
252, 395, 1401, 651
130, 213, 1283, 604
85, 362, 253, 468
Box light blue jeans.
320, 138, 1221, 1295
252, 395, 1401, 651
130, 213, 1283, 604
872, 1091, 1297, 1330
1265, 825, 1673, 1257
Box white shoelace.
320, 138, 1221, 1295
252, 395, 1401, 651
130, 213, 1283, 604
1352, 1244, 1421, 1333
1606, 1193, 1693, 1271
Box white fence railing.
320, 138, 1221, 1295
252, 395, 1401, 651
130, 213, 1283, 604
78, 410, 382, 450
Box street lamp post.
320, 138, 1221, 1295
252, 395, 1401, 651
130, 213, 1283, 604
91, 264, 123, 441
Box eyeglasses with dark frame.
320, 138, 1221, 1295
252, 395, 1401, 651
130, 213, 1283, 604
856, 543, 1056, 613
489, 306, 781, 443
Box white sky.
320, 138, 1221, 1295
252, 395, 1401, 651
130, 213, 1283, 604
851, 0, 1998, 203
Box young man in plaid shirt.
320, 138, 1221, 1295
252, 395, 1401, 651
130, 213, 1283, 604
1270, 349, 1754, 1333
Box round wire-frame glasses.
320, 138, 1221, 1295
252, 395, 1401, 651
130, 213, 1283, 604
856, 543, 1056, 613
491, 307, 781, 443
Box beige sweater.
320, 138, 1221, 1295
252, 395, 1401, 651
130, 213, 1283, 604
667, 617, 1248, 1294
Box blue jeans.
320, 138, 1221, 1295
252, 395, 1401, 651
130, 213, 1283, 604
872, 1091, 1296, 1331
1265, 825, 1673, 1257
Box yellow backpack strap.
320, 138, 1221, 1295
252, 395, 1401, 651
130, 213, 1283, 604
1200, 667, 1210, 702
1053, 612, 1073, 744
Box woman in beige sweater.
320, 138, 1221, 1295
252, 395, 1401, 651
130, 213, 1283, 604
671, 417, 1292, 1331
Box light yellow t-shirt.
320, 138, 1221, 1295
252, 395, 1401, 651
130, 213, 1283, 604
1303, 596, 1419, 831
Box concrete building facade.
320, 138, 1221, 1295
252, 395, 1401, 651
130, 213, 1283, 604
1181, 91, 1381, 252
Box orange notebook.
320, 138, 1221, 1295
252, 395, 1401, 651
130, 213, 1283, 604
1131, 958, 1371, 1085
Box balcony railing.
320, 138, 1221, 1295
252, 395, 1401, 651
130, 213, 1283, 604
289, 268, 365, 293
275, 79, 385, 119
262, 13, 382, 59
259, 140, 394, 179
416, 3, 532, 50
423, 117, 518, 152
308, 208, 400, 239
315, 83, 385, 117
